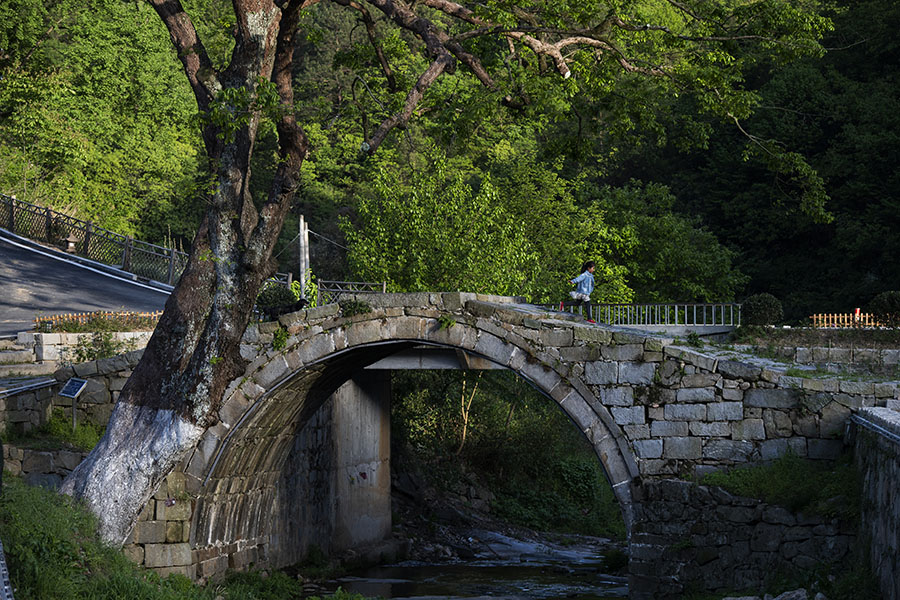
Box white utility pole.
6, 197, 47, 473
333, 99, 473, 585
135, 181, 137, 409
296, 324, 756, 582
298, 214, 310, 299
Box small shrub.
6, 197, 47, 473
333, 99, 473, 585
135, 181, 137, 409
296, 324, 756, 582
339, 299, 371, 317
64, 332, 137, 364
272, 326, 289, 350
686, 331, 703, 347
741, 293, 783, 326
257, 282, 297, 308
868, 290, 900, 328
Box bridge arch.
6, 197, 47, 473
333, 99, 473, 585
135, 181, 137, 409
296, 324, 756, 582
182, 294, 640, 573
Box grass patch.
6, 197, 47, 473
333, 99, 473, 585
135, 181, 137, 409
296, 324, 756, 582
4, 407, 105, 452
35, 311, 159, 333
0, 476, 372, 600
700, 452, 860, 521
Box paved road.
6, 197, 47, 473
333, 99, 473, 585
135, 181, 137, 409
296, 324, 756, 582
0, 234, 170, 336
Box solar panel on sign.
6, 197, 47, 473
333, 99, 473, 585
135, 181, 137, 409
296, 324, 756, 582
58, 377, 87, 399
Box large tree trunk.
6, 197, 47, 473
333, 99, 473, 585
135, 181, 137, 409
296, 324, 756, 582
60, 0, 308, 544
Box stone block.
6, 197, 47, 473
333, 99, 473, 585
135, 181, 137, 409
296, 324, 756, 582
663, 404, 706, 421
681, 373, 720, 388
689, 421, 731, 437
750, 523, 783, 552
166, 521, 184, 543
199, 555, 230, 580
24, 472, 61, 489
759, 438, 792, 461
676, 388, 716, 403
22, 450, 53, 472
132, 521, 167, 544
122, 544, 145, 565
611, 406, 645, 425
875, 383, 895, 399
624, 424, 650, 440
584, 361, 617, 385
819, 402, 851, 437
808, 438, 844, 460
664, 437, 701, 459
72, 360, 99, 378
599, 387, 633, 406
601, 344, 644, 361
56, 450, 84, 471
156, 498, 193, 521
144, 543, 193, 568
731, 419, 765, 440
540, 327, 573, 347
839, 380, 874, 395
619, 362, 657, 385
721, 387, 744, 401
705, 401, 743, 423
573, 327, 612, 344
650, 420, 688, 437
762, 409, 793, 438
656, 360, 681, 386
703, 439, 754, 462
634, 439, 663, 459
744, 388, 799, 409
717, 360, 762, 381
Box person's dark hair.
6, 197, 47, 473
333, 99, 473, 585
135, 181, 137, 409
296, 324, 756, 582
580, 260, 595, 273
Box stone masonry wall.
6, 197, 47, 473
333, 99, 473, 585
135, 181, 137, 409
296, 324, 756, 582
597, 343, 900, 479
735, 344, 900, 376
16, 331, 152, 363
2, 443, 87, 489
854, 407, 900, 600
0, 350, 144, 435
629, 479, 856, 600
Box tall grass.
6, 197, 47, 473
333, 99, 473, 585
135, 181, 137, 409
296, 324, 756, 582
0, 477, 369, 600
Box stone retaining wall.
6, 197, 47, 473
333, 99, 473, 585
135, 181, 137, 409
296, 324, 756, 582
2, 443, 88, 489
629, 479, 856, 599
0, 350, 144, 435
736, 344, 900, 375
599, 343, 900, 478
16, 331, 152, 362
854, 407, 900, 600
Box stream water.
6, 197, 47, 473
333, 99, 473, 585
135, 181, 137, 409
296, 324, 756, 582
323, 530, 628, 600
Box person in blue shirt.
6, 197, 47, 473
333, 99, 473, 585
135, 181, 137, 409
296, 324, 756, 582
560, 260, 596, 323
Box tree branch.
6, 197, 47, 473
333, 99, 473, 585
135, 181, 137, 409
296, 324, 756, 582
364, 54, 455, 154
147, 0, 218, 112
333, 0, 398, 92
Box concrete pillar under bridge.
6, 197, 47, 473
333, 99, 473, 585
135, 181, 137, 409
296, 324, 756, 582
329, 370, 392, 553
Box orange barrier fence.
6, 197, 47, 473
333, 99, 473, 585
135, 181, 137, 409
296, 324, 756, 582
34, 310, 163, 332
810, 312, 880, 328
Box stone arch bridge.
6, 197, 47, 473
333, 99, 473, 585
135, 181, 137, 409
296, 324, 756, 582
106, 293, 897, 598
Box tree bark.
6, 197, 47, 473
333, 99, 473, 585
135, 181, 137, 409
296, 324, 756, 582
60, 0, 307, 544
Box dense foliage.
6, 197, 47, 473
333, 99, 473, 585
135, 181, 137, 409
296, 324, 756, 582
0, 0, 840, 309
392, 369, 626, 539
868, 291, 900, 329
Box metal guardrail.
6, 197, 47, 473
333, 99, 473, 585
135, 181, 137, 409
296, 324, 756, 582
595, 302, 741, 327
0, 194, 290, 288
545, 302, 741, 328
0, 538, 14, 600
0, 378, 56, 399
317, 279, 387, 305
